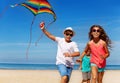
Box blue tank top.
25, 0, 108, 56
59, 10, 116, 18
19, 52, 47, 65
82, 55, 91, 72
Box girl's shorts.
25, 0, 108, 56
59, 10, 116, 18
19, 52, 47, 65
91, 63, 105, 72
82, 72, 91, 80
57, 64, 73, 80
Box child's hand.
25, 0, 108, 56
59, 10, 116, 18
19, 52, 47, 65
63, 52, 70, 57
100, 54, 105, 60
39, 22, 45, 29
76, 59, 82, 63
78, 66, 82, 70
99, 54, 105, 65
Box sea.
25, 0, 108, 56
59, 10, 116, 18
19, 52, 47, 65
0, 63, 120, 70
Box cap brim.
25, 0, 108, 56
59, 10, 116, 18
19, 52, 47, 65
63, 29, 75, 36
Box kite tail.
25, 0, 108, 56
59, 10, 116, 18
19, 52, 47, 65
46, 19, 56, 28
10, 4, 19, 8
26, 16, 36, 60
0, 5, 9, 17
35, 19, 56, 46
0, 4, 20, 17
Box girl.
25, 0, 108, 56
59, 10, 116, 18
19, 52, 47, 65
80, 25, 111, 83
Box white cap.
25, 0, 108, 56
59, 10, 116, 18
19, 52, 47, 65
63, 27, 75, 36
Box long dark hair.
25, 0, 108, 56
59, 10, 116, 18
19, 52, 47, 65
89, 25, 112, 49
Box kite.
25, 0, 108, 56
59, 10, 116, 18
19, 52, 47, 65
10, 0, 57, 60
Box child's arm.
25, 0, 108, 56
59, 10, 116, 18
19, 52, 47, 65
79, 52, 86, 61
101, 42, 110, 59
79, 43, 90, 60
76, 58, 82, 70
39, 22, 56, 41
104, 42, 110, 58
79, 61, 82, 70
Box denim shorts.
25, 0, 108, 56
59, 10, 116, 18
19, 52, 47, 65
57, 64, 73, 80
91, 63, 105, 72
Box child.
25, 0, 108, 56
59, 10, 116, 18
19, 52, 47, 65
79, 25, 111, 83
39, 22, 80, 83
76, 51, 91, 83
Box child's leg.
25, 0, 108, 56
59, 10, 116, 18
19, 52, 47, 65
81, 80, 84, 83
81, 80, 88, 83
61, 76, 68, 83
82, 72, 88, 83
87, 79, 90, 83
97, 68, 105, 83
87, 72, 91, 83
98, 72, 104, 83
91, 66, 98, 83
57, 64, 73, 83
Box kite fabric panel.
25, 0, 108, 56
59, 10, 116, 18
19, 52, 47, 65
21, 0, 56, 21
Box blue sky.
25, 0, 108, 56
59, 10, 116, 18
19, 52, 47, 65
0, 0, 120, 65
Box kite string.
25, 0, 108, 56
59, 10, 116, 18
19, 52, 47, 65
0, 0, 24, 17
0, 5, 9, 17
26, 16, 36, 60
35, 20, 55, 46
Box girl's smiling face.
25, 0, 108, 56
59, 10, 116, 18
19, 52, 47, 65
91, 27, 101, 38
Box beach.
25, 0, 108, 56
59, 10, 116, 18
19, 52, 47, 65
0, 70, 120, 83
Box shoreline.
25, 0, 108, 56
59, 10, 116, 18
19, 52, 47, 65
0, 63, 120, 70
0, 70, 120, 83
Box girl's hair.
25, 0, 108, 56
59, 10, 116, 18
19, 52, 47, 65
89, 25, 112, 49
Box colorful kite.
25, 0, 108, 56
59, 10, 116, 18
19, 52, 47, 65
11, 0, 56, 20
11, 0, 56, 60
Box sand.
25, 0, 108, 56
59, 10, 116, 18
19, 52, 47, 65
0, 70, 120, 83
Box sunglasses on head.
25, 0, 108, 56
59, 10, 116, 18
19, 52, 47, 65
66, 33, 73, 37
92, 29, 100, 32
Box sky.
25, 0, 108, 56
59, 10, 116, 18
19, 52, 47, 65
0, 0, 120, 65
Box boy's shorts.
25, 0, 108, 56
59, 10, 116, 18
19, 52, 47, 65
57, 64, 73, 80
82, 72, 91, 80
91, 63, 105, 72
